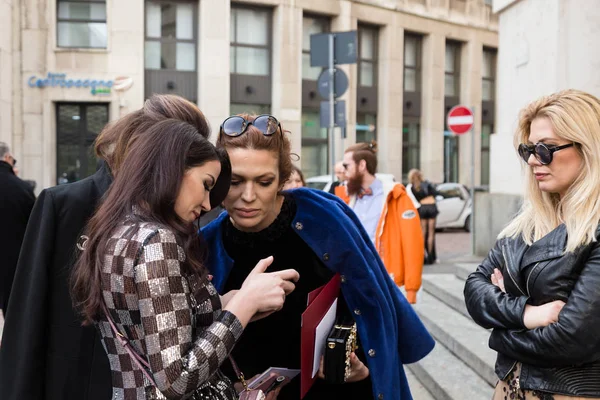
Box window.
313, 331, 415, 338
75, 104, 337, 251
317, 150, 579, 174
229, 103, 271, 116
301, 112, 328, 177
445, 41, 461, 97
356, 113, 377, 143
56, 103, 109, 184
444, 136, 459, 182
57, 0, 107, 48
402, 121, 420, 181
358, 26, 378, 87
230, 7, 271, 76
403, 34, 421, 92
302, 16, 328, 80
481, 124, 493, 186
482, 48, 497, 101
145, 1, 196, 71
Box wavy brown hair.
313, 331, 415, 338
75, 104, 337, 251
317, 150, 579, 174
216, 114, 293, 188
95, 94, 211, 175
71, 119, 220, 325
345, 141, 378, 175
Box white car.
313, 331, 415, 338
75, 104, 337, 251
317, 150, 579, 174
307, 175, 472, 232
434, 183, 472, 231
305, 173, 396, 193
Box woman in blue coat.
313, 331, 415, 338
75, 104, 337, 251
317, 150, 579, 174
201, 113, 434, 400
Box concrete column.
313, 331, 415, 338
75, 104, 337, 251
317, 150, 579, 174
0, 0, 14, 146
331, 0, 355, 166
458, 38, 482, 186
420, 33, 445, 183
377, 23, 404, 179
198, 0, 231, 139
271, 4, 302, 162
21, 0, 49, 188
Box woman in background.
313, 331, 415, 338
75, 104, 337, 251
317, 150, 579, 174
283, 165, 305, 190
408, 169, 439, 264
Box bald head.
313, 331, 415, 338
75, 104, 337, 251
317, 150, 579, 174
334, 161, 345, 182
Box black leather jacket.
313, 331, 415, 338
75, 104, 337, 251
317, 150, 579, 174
464, 224, 600, 397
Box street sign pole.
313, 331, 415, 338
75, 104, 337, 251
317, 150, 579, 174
328, 34, 335, 184
470, 107, 476, 256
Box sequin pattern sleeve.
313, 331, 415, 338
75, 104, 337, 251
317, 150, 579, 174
134, 229, 243, 398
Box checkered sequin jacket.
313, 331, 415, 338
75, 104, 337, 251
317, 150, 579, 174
96, 220, 243, 399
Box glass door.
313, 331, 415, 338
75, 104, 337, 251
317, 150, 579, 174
56, 103, 109, 184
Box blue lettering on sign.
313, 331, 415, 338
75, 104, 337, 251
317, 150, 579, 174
26, 73, 114, 95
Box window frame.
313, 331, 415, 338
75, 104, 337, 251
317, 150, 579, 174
302, 14, 330, 81
230, 5, 273, 77
403, 33, 422, 93
56, 0, 108, 49
144, 0, 198, 72
402, 118, 421, 181
445, 40, 461, 98
482, 47, 497, 102
358, 24, 379, 88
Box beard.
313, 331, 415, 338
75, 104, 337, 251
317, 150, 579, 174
347, 170, 365, 196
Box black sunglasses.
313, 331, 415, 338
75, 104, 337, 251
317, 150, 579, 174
219, 114, 282, 138
518, 142, 574, 165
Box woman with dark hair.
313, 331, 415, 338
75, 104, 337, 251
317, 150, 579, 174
283, 165, 305, 190
0, 95, 233, 400
201, 114, 434, 400
71, 118, 299, 400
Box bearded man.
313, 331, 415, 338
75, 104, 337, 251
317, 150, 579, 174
335, 142, 424, 304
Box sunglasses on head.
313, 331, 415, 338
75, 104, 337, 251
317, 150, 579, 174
517, 142, 574, 165
219, 114, 282, 138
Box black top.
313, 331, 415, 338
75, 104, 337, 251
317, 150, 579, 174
221, 195, 373, 399
410, 181, 438, 202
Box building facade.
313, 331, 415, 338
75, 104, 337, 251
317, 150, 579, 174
474, 0, 600, 255
0, 0, 497, 192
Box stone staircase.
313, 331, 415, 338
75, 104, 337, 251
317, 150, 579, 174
404, 263, 497, 400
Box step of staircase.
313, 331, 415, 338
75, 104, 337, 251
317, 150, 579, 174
454, 263, 479, 281
421, 274, 470, 318
413, 291, 496, 387
406, 367, 435, 400
406, 340, 494, 400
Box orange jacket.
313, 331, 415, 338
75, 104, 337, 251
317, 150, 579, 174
335, 182, 424, 303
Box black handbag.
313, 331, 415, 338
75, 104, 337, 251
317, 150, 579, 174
323, 317, 358, 384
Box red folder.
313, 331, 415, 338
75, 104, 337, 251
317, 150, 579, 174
300, 274, 341, 398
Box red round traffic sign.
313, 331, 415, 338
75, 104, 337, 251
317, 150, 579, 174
447, 105, 474, 135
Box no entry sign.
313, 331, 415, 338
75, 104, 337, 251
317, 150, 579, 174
447, 105, 474, 135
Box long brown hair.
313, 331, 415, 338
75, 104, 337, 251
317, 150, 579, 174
95, 94, 211, 175
216, 114, 293, 187
71, 119, 220, 325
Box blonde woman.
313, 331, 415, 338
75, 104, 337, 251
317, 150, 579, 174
408, 169, 439, 264
464, 90, 600, 399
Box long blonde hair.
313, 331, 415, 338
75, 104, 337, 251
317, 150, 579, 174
408, 169, 423, 191
499, 89, 600, 252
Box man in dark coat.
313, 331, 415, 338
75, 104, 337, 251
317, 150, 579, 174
0, 161, 113, 400
0, 142, 35, 312
0, 94, 232, 400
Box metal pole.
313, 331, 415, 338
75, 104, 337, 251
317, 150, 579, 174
329, 34, 335, 183
470, 107, 476, 256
